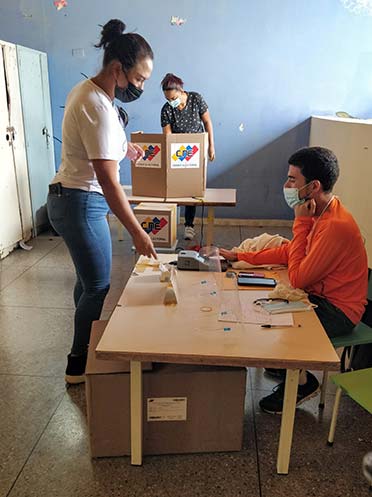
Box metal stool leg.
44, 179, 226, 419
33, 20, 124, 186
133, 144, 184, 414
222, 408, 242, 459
319, 370, 328, 408
327, 387, 342, 446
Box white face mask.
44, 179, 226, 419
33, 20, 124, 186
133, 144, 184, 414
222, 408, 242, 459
283, 182, 313, 209
169, 97, 181, 109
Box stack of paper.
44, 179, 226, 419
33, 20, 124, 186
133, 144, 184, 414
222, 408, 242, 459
260, 301, 314, 314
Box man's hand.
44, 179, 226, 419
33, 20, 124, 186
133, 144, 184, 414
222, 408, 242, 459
294, 199, 316, 218
219, 248, 238, 261
133, 230, 157, 259
126, 142, 144, 163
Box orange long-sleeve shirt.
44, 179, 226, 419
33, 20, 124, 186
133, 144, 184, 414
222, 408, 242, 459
237, 198, 368, 324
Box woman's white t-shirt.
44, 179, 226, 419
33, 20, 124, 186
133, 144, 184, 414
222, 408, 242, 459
52, 79, 127, 193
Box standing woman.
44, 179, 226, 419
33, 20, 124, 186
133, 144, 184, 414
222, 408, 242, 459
47, 19, 156, 384
160, 73, 215, 241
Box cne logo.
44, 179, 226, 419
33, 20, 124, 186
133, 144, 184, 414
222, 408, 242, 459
142, 145, 160, 161
172, 144, 199, 162
141, 216, 168, 235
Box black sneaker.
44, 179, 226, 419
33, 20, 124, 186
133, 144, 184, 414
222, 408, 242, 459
65, 353, 87, 385
259, 371, 320, 414
264, 368, 286, 380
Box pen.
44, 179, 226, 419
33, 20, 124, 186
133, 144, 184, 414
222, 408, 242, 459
261, 324, 300, 328
261, 324, 284, 328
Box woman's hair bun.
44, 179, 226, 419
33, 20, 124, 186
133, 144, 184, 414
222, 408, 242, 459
95, 19, 126, 49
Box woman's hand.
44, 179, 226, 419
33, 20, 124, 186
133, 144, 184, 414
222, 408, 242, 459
126, 142, 144, 163
133, 229, 157, 259
208, 146, 215, 162
219, 248, 238, 261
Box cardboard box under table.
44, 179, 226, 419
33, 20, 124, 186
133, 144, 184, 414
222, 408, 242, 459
133, 203, 177, 249
131, 132, 208, 198
86, 321, 246, 457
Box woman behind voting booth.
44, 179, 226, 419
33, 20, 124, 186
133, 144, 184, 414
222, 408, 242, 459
47, 19, 157, 385
160, 73, 215, 241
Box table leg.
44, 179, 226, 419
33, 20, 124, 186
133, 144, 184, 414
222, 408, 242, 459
277, 368, 299, 475
206, 206, 215, 246
130, 360, 143, 465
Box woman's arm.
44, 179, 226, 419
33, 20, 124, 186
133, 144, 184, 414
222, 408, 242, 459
162, 124, 172, 135
93, 159, 157, 258
201, 111, 215, 161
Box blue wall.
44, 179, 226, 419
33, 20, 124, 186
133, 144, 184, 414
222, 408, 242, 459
1, 0, 372, 219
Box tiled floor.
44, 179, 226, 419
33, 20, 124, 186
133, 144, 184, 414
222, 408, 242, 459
0, 224, 371, 497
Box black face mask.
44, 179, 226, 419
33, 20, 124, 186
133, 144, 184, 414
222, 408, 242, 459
115, 82, 143, 103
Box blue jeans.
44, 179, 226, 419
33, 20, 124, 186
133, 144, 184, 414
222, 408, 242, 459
47, 188, 111, 355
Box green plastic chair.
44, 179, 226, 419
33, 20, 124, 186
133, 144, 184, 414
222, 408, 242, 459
327, 367, 372, 445
319, 269, 372, 408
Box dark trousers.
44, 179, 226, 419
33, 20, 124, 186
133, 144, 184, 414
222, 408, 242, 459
308, 294, 355, 339
184, 205, 196, 227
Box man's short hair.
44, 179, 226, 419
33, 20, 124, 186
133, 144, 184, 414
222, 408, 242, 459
288, 146, 339, 192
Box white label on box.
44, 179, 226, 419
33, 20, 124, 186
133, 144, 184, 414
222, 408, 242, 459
135, 143, 162, 168
136, 213, 170, 243
147, 397, 187, 421
170, 143, 200, 169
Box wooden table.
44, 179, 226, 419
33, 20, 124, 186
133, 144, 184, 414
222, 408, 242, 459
117, 186, 237, 246
96, 255, 339, 474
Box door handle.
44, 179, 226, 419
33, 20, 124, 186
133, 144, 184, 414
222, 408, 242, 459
42, 126, 50, 148
6, 126, 15, 145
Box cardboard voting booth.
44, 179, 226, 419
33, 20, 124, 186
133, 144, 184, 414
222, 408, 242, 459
133, 203, 177, 248
131, 132, 208, 198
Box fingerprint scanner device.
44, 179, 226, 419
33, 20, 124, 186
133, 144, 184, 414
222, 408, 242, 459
176, 250, 228, 271
177, 251, 211, 271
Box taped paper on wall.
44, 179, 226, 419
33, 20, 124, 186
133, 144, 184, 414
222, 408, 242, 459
170, 16, 186, 26
53, 0, 67, 10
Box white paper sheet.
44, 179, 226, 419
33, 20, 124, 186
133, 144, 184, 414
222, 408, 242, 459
218, 290, 294, 326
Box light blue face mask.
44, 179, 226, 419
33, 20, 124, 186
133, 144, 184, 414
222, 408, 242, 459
169, 97, 181, 109
283, 182, 313, 209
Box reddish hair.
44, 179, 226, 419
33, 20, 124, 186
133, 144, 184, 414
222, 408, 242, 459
161, 73, 184, 91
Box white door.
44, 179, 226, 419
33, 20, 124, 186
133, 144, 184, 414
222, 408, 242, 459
2, 42, 33, 240
0, 43, 23, 259
17, 46, 55, 235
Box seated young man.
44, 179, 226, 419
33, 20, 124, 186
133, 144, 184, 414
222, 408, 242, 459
220, 146, 368, 414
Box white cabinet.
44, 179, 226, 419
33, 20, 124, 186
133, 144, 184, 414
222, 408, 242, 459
0, 40, 55, 259
0, 41, 32, 259
310, 115, 372, 265
17, 45, 55, 234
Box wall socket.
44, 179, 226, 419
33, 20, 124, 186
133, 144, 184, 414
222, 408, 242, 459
72, 48, 85, 57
